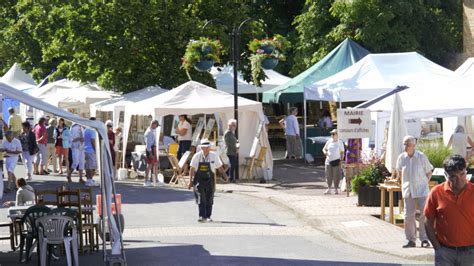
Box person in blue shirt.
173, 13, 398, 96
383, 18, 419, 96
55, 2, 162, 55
83, 117, 99, 187
279, 107, 301, 159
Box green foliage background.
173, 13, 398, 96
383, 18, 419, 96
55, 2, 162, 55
0, 0, 462, 93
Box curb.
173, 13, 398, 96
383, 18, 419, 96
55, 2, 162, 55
218, 183, 432, 262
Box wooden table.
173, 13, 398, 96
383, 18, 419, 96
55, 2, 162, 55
378, 183, 402, 224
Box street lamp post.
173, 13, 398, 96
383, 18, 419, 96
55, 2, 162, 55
203, 18, 259, 181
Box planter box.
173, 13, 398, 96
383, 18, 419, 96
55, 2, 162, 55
358, 185, 400, 207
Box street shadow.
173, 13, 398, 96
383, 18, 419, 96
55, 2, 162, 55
0, 243, 423, 266
113, 183, 195, 205
216, 220, 285, 227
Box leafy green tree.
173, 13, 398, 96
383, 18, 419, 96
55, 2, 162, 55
292, 0, 462, 75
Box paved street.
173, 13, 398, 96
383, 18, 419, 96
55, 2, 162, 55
1, 173, 432, 265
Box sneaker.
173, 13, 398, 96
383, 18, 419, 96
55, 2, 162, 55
198, 217, 204, 222
334, 189, 339, 195
143, 181, 152, 187
206, 218, 213, 222
86, 179, 99, 187
403, 241, 416, 248
421, 240, 431, 248
324, 189, 332, 195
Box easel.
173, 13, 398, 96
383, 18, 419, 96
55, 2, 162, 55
242, 121, 266, 180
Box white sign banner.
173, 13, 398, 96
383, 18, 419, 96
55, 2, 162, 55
337, 108, 372, 139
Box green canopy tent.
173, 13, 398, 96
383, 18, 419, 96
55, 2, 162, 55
262, 38, 370, 105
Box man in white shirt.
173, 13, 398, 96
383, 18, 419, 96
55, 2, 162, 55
279, 107, 301, 159
188, 139, 228, 222
144, 120, 159, 186
396, 135, 433, 248
1, 131, 22, 192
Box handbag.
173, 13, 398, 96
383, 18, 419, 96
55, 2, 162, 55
329, 159, 341, 167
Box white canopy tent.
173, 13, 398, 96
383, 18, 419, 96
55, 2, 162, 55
304, 52, 458, 103
211, 65, 291, 95
0, 63, 36, 91
90, 85, 167, 128
0, 82, 125, 263
123, 81, 273, 179
29, 80, 117, 119
29, 79, 104, 98
455, 57, 474, 76
362, 74, 474, 151
304, 52, 459, 155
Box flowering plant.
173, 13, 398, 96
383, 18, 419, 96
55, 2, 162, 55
182, 37, 223, 78
247, 34, 289, 86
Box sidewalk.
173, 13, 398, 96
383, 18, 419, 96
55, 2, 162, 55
213, 159, 433, 262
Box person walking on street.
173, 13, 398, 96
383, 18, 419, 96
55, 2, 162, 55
7, 107, 22, 138
54, 118, 70, 175
279, 107, 301, 159
84, 117, 98, 187
188, 139, 228, 222
33, 117, 48, 175
396, 135, 432, 248
424, 154, 474, 264
322, 129, 345, 195
144, 120, 159, 186
224, 119, 238, 183
46, 118, 58, 173
18, 121, 37, 181
1, 131, 22, 193
68, 123, 85, 183
176, 115, 192, 160
105, 120, 116, 171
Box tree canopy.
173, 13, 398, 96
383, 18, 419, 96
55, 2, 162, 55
0, 0, 462, 93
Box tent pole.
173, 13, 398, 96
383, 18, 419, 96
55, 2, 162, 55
303, 95, 307, 163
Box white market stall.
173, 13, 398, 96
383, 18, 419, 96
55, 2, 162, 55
122, 81, 273, 179
211, 65, 291, 96
304, 52, 459, 154
29, 80, 118, 119
90, 85, 167, 128
0, 82, 125, 264
0, 63, 37, 120
361, 73, 474, 151
455, 57, 474, 76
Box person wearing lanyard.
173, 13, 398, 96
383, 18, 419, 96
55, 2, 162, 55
188, 139, 228, 222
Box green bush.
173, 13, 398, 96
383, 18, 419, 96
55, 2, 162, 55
351, 161, 391, 194
418, 139, 451, 168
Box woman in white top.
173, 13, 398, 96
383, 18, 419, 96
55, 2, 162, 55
447, 125, 474, 162
176, 115, 192, 160
3, 178, 35, 207
322, 129, 345, 195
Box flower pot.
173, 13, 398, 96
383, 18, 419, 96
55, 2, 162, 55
357, 185, 400, 207
261, 44, 275, 54
261, 57, 279, 70
194, 60, 214, 72
201, 46, 212, 55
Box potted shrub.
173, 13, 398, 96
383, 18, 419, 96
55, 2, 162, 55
247, 34, 289, 87
182, 37, 223, 78
351, 161, 396, 207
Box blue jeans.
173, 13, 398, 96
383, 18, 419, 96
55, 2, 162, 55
227, 155, 238, 181
435, 246, 474, 265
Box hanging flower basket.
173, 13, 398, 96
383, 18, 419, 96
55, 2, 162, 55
261, 57, 279, 69
194, 60, 215, 72
247, 34, 289, 87
182, 37, 222, 78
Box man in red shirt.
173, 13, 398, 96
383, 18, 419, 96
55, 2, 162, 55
33, 117, 49, 175
424, 154, 474, 264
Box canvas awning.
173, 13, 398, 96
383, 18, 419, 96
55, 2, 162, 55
262, 38, 369, 104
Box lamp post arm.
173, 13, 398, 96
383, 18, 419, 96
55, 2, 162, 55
202, 19, 229, 32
